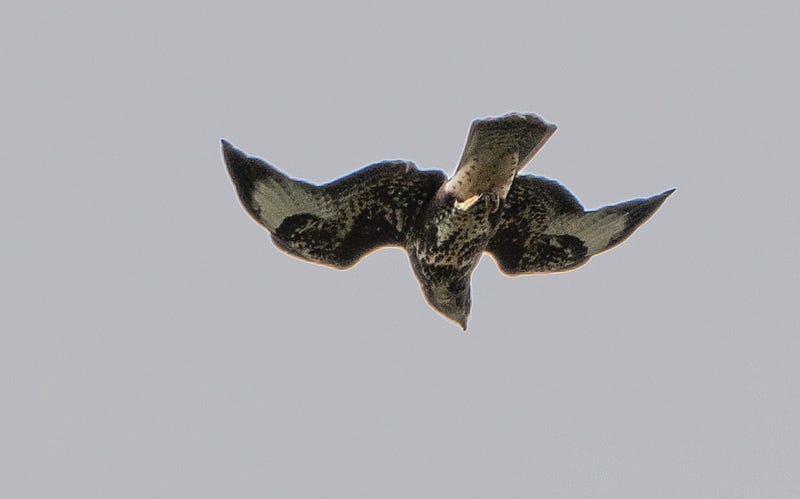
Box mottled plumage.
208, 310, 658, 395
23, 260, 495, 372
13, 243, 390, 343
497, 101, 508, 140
223, 113, 673, 329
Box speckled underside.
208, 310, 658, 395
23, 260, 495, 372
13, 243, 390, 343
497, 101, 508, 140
223, 113, 673, 328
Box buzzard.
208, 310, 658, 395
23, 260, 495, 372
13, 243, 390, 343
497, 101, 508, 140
223, 113, 673, 329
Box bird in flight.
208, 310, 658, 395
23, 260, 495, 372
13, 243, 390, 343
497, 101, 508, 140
223, 113, 673, 330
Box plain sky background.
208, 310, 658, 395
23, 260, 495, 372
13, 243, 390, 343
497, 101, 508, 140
1, 1, 798, 497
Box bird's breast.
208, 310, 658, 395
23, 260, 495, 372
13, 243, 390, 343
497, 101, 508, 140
409, 193, 503, 270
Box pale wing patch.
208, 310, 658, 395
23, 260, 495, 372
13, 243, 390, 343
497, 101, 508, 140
251, 178, 325, 231
545, 211, 629, 255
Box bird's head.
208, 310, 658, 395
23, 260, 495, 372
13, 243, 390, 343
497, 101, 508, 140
415, 268, 472, 331
428, 282, 471, 330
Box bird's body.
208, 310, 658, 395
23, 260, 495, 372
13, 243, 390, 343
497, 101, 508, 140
223, 113, 673, 329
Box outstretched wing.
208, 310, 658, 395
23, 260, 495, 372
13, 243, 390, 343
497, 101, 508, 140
223, 140, 446, 269
486, 174, 674, 275
445, 112, 557, 201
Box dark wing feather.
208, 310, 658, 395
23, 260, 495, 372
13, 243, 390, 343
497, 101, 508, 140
223, 140, 446, 268
486, 175, 673, 275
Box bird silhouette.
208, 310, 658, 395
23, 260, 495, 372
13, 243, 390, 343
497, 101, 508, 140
223, 113, 673, 329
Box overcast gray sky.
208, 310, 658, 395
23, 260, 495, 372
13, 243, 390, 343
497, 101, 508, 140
2, 1, 798, 497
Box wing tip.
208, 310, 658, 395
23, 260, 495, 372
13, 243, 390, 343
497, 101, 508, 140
657, 187, 676, 198
221, 139, 252, 189
639, 187, 676, 218
603, 187, 675, 249
220, 139, 283, 230
221, 139, 282, 188
221, 138, 248, 169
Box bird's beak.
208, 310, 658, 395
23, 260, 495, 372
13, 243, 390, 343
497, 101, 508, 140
450, 312, 468, 331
